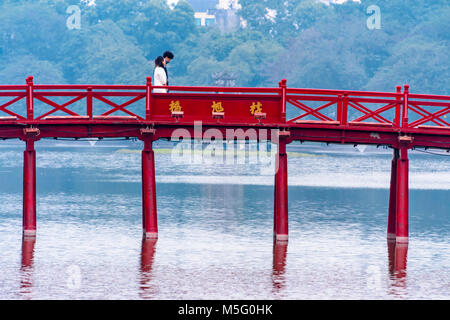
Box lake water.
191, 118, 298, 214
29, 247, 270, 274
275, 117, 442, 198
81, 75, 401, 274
0, 140, 448, 300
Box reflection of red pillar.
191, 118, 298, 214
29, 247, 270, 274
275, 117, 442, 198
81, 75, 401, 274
273, 159, 278, 234
140, 238, 157, 297
23, 139, 37, 237
21, 236, 36, 269
273, 240, 287, 274
272, 240, 288, 291
387, 240, 408, 279
20, 236, 36, 294
274, 139, 288, 241
142, 138, 158, 239
141, 238, 157, 274
387, 149, 399, 240
396, 147, 409, 243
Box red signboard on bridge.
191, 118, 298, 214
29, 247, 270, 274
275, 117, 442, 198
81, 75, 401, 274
150, 92, 283, 125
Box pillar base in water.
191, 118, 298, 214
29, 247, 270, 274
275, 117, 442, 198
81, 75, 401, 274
396, 236, 409, 244
23, 229, 36, 237
387, 233, 397, 240
144, 231, 158, 239
275, 234, 289, 242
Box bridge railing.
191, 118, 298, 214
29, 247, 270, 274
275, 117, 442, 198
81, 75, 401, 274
402, 85, 450, 131
0, 77, 449, 133
32, 82, 147, 121
286, 87, 403, 129
0, 84, 28, 120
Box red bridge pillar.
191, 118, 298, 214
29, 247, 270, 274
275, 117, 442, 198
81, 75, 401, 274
395, 146, 409, 243
388, 141, 410, 243
274, 135, 289, 242
142, 136, 158, 239
23, 138, 37, 237
387, 149, 399, 240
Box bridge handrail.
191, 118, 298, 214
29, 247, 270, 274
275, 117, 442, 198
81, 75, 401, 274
0, 85, 27, 90
408, 93, 450, 101
33, 85, 147, 91
402, 91, 450, 129
286, 88, 401, 98
0, 78, 449, 131
152, 85, 281, 94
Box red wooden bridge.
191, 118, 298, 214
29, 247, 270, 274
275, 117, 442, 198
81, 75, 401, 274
1, 76, 449, 243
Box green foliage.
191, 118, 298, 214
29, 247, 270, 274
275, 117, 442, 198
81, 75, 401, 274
239, 0, 330, 42
0, 2, 67, 61
0, 54, 65, 84
59, 20, 149, 84
365, 37, 450, 94
0, 0, 448, 94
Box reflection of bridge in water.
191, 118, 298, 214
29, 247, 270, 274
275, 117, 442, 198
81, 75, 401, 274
18, 237, 409, 298
1, 77, 449, 243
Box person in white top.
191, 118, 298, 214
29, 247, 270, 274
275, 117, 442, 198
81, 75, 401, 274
153, 56, 167, 93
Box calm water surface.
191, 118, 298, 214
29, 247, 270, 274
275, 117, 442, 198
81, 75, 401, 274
0, 140, 448, 299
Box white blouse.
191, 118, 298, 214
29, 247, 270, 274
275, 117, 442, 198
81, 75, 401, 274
153, 66, 167, 93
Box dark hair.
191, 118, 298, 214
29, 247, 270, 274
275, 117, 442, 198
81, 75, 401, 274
154, 56, 165, 68
163, 51, 174, 59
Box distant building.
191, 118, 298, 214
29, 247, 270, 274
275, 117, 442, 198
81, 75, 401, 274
208, 8, 241, 32
194, 12, 216, 27
168, 0, 242, 32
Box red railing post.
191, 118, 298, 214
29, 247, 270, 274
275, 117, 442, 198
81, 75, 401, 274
394, 86, 402, 127
279, 79, 287, 123
336, 94, 343, 124
87, 87, 93, 120
342, 93, 348, 125
274, 136, 288, 242
146, 77, 152, 121
26, 76, 34, 120
387, 148, 399, 240
23, 138, 37, 237
402, 85, 409, 128
142, 136, 158, 239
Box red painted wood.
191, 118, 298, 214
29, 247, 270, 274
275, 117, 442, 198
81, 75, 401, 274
23, 139, 36, 237
387, 149, 399, 239
142, 138, 158, 239
275, 139, 288, 241
395, 147, 409, 243
150, 93, 282, 124
0, 79, 448, 140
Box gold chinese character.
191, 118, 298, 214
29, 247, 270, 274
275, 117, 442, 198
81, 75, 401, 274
250, 102, 263, 115
169, 100, 182, 112
211, 101, 224, 113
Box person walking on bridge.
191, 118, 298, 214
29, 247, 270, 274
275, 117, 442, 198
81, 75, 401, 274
163, 51, 174, 86
153, 56, 168, 93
